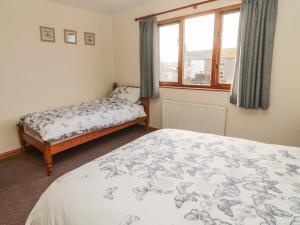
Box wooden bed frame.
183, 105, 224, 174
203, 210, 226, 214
18, 83, 150, 176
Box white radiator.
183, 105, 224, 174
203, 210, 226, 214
162, 100, 226, 135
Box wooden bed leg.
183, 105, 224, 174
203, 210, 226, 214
145, 119, 150, 132
44, 144, 53, 176
18, 126, 27, 152
142, 98, 150, 132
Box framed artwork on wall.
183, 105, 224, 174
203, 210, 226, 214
40, 26, 55, 42
84, 32, 95, 46
64, 29, 77, 44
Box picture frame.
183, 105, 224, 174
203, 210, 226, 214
64, 29, 77, 45
84, 32, 95, 46
40, 26, 55, 43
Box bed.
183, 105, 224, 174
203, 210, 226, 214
26, 129, 300, 225
18, 83, 149, 176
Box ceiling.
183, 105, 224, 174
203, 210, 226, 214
47, 0, 155, 14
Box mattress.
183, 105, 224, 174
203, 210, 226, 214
26, 129, 300, 225
23, 126, 84, 145
18, 98, 146, 143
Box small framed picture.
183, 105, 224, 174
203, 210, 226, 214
40, 26, 55, 43
84, 32, 95, 46
64, 29, 77, 44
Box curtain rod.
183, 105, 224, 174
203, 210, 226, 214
134, 0, 218, 21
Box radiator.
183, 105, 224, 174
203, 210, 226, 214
162, 100, 226, 135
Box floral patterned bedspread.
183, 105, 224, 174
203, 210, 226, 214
18, 98, 146, 143
26, 129, 300, 225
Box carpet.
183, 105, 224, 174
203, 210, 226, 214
0, 125, 155, 225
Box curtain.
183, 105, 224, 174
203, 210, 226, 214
139, 16, 159, 99
230, 0, 278, 110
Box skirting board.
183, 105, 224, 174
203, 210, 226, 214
0, 148, 23, 161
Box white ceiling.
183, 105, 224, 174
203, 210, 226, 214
47, 0, 155, 14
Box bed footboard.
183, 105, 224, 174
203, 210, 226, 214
18, 125, 53, 175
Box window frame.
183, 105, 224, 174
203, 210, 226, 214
158, 4, 241, 91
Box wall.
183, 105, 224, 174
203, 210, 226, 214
0, 0, 115, 154
113, 0, 300, 147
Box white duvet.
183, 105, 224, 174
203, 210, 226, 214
18, 98, 146, 143
26, 129, 300, 225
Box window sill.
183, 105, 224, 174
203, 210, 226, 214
159, 85, 231, 92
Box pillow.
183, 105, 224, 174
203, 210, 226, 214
109, 85, 141, 103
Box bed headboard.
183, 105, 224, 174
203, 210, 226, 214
112, 83, 150, 124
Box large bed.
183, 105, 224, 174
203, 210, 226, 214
26, 129, 300, 225
18, 83, 149, 176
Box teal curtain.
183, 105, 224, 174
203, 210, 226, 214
230, 0, 278, 110
139, 17, 159, 99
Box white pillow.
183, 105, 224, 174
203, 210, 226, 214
109, 85, 141, 103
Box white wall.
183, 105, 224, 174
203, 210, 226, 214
0, 0, 115, 153
113, 0, 300, 147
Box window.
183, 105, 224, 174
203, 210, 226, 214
159, 23, 179, 82
183, 14, 215, 86
159, 5, 240, 90
219, 11, 240, 84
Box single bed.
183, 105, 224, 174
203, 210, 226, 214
26, 129, 300, 225
18, 83, 149, 176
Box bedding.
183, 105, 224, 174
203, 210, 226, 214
26, 129, 300, 225
23, 127, 87, 145
109, 85, 141, 104
18, 97, 146, 143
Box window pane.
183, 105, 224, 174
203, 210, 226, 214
219, 12, 240, 84
159, 24, 179, 82
183, 14, 215, 86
